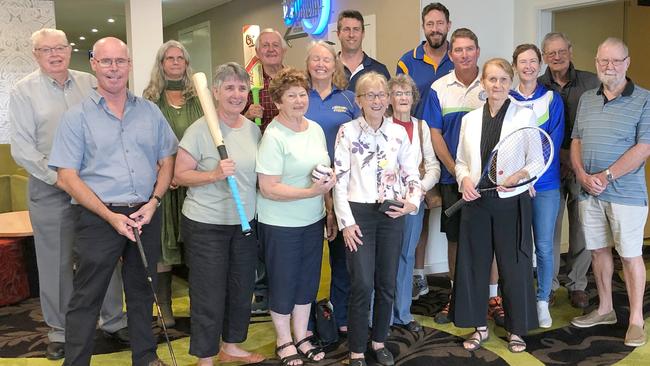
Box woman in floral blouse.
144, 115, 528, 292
332, 72, 421, 366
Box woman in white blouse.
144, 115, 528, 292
450, 58, 538, 353
333, 72, 420, 366
387, 74, 440, 332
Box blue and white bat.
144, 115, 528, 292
192, 72, 253, 236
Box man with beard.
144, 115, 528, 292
538, 32, 599, 309
397, 2, 454, 116
570, 37, 649, 348
336, 9, 390, 92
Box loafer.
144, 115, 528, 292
569, 290, 589, 309
571, 309, 617, 328
624, 324, 647, 347
398, 320, 422, 333
45, 341, 65, 360
373, 347, 394, 366
349, 358, 367, 366
103, 327, 130, 344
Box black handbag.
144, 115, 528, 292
312, 298, 339, 345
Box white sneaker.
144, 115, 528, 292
537, 300, 552, 328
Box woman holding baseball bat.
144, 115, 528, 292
304, 40, 360, 337
257, 67, 335, 366
451, 58, 538, 353
333, 72, 420, 366
143, 40, 203, 328
174, 63, 263, 365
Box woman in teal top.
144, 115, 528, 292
257, 68, 336, 366
143, 40, 203, 328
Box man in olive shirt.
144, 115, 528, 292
9, 28, 127, 360
538, 32, 599, 309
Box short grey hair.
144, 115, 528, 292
541, 32, 572, 53
386, 74, 420, 116
598, 37, 629, 57
31, 28, 68, 49
212, 62, 251, 91
255, 28, 288, 51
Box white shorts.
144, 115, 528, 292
578, 195, 648, 258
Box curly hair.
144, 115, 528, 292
268, 67, 309, 104
142, 40, 197, 102
305, 41, 348, 90
386, 74, 420, 117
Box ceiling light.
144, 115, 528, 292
79, 36, 86, 40
70, 42, 76, 46
107, 18, 115, 23
91, 28, 98, 33
73, 48, 79, 52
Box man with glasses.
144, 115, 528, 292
421, 28, 508, 327
538, 32, 599, 309
9, 28, 128, 360
336, 9, 390, 92
570, 37, 649, 347
397, 2, 454, 116
49, 37, 178, 366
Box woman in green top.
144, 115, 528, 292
143, 40, 203, 328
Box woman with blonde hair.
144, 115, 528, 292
304, 40, 360, 336
143, 40, 203, 327
333, 72, 420, 366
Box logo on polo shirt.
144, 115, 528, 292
478, 90, 488, 101
332, 105, 348, 113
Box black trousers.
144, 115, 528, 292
182, 215, 257, 358
346, 202, 404, 353
63, 205, 161, 366
449, 194, 538, 335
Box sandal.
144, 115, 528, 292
295, 335, 324, 362
507, 333, 527, 353
463, 327, 489, 351
276, 341, 303, 366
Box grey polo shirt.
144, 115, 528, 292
10, 69, 96, 185
572, 80, 650, 206
49, 89, 178, 204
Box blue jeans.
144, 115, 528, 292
532, 189, 560, 302
392, 205, 425, 325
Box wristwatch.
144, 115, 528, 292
605, 169, 615, 182
151, 195, 162, 207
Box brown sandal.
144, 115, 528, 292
463, 327, 489, 351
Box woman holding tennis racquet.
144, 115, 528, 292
450, 58, 540, 353
509, 44, 565, 329
174, 63, 263, 365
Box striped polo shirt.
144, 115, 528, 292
572, 80, 650, 206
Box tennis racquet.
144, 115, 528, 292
192, 72, 253, 236
444, 126, 554, 217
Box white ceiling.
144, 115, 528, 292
54, 0, 231, 54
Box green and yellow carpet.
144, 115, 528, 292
1, 246, 649, 365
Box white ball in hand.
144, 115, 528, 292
311, 164, 333, 183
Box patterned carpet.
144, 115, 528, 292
1, 248, 649, 365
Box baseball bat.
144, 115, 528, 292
191, 72, 253, 236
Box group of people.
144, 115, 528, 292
8, 2, 649, 366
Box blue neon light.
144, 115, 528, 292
300, 0, 331, 36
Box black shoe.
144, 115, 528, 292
373, 347, 395, 366
400, 320, 422, 333
45, 341, 65, 360
103, 327, 130, 345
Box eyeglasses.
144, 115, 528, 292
595, 56, 628, 67
544, 49, 569, 58
392, 91, 413, 97
94, 58, 130, 68
35, 45, 69, 54
360, 92, 388, 101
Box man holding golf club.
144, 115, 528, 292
49, 37, 178, 366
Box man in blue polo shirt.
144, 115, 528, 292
570, 37, 650, 348
397, 2, 454, 117
337, 10, 390, 92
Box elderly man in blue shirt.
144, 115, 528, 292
49, 37, 178, 366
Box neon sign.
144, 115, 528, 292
282, 0, 331, 36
